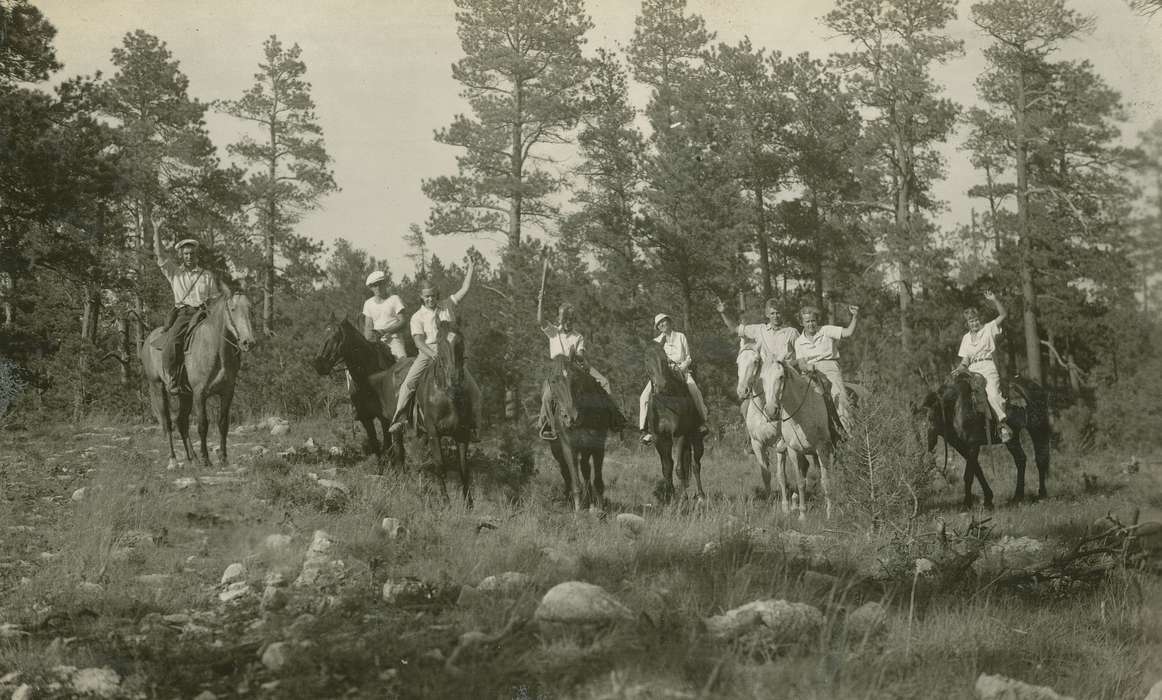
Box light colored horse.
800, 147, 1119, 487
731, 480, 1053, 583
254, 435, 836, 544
140, 292, 255, 469
737, 346, 836, 519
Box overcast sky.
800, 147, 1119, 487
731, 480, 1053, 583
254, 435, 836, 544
34, 0, 1162, 277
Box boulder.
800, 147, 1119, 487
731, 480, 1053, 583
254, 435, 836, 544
219, 581, 252, 604
975, 673, 1074, 700
533, 581, 634, 632
972, 536, 1047, 576
268, 418, 290, 436
382, 578, 439, 606
846, 601, 888, 640
914, 558, 938, 577
261, 642, 290, 672
261, 586, 288, 611
381, 518, 405, 539
477, 571, 531, 595
221, 563, 246, 585
71, 487, 86, 502
704, 599, 823, 648
294, 531, 344, 588
71, 668, 121, 698
12, 685, 33, 700
616, 513, 646, 537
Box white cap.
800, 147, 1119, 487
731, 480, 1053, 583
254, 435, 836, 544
365, 270, 388, 287
653, 313, 672, 328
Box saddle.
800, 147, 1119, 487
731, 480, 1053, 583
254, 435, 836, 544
150, 306, 208, 352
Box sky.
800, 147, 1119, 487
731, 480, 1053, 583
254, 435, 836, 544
33, 0, 1162, 277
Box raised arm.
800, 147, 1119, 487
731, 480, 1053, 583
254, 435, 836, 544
984, 291, 1006, 325
714, 297, 738, 334
451, 258, 476, 305
153, 227, 167, 268
840, 304, 859, 338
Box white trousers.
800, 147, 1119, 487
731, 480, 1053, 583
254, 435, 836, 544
969, 359, 1006, 420
392, 353, 483, 429
810, 360, 851, 430
639, 374, 708, 430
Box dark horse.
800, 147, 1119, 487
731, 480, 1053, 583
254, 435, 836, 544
141, 291, 256, 469
921, 374, 1052, 509
415, 323, 475, 504
545, 355, 611, 513
643, 343, 705, 501
311, 317, 409, 470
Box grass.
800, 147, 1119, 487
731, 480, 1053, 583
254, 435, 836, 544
1, 413, 1161, 699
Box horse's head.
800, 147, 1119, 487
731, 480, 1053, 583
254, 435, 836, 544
437, 321, 465, 387
645, 342, 681, 394
736, 344, 760, 401
225, 292, 256, 352
312, 316, 349, 375
759, 358, 787, 421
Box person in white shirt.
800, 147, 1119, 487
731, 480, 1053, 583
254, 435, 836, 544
640, 313, 709, 444
794, 304, 859, 433
716, 297, 800, 366
388, 260, 483, 441
956, 291, 1012, 442
536, 301, 626, 438
154, 233, 223, 395
362, 270, 407, 360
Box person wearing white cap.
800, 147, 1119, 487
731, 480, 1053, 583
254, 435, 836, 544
388, 259, 482, 442
639, 313, 709, 444
153, 231, 222, 394
362, 270, 407, 361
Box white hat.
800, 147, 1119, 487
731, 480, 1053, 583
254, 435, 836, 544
174, 238, 199, 250
653, 313, 672, 328
365, 270, 388, 287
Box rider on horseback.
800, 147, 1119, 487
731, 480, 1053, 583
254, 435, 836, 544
639, 314, 709, 444
955, 291, 1012, 442
537, 302, 627, 440
794, 304, 859, 433
362, 270, 407, 364
388, 260, 483, 442
154, 232, 224, 395
716, 297, 799, 367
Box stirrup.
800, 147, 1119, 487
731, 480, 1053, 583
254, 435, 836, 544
388, 420, 407, 434
640, 432, 654, 445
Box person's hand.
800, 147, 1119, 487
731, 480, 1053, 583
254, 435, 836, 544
848, 304, 860, 316
714, 296, 726, 314
983, 290, 996, 302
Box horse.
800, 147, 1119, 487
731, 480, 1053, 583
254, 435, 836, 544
414, 323, 475, 504
141, 291, 255, 469
921, 374, 1052, 509
643, 342, 705, 502
544, 355, 611, 513
735, 345, 809, 511
752, 357, 838, 519
310, 316, 409, 470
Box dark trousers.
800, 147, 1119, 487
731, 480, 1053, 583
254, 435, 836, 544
162, 305, 200, 385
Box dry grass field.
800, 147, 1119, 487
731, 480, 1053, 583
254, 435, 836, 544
1, 413, 1161, 699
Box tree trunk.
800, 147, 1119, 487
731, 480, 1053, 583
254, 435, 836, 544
117, 316, 131, 385
1014, 68, 1043, 384
754, 185, 772, 300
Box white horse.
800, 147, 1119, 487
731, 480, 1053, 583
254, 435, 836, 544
735, 345, 837, 519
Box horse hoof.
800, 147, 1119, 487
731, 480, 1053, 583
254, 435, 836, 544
166, 458, 179, 471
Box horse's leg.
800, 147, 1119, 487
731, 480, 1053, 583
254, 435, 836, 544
195, 390, 211, 468
789, 449, 808, 521
217, 387, 233, 468
770, 447, 791, 514
177, 392, 194, 462
429, 435, 449, 502
1032, 425, 1051, 499
560, 437, 584, 512
456, 440, 472, 508
962, 445, 992, 510
690, 434, 705, 501
1006, 433, 1028, 503
578, 450, 593, 512
360, 417, 381, 459
817, 447, 833, 520
674, 434, 690, 499
591, 448, 606, 513
655, 435, 675, 502
150, 382, 177, 470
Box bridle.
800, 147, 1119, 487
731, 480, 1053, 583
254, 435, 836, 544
739, 349, 811, 425
219, 293, 249, 352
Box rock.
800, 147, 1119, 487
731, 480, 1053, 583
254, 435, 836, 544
382, 578, 438, 606
703, 599, 823, 647
914, 558, 938, 577
1144, 679, 1162, 700
269, 419, 290, 436
974, 673, 1074, 700
846, 602, 888, 640
316, 479, 349, 495
616, 513, 646, 537
193, 692, 218, 700
540, 546, 581, 578
328, 446, 343, 457
261, 642, 290, 672
0, 623, 26, 639
381, 517, 405, 539
251, 445, 269, 457
71, 667, 121, 698
261, 586, 288, 612
294, 530, 344, 588
701, 541, 720, 556
263, 534, 293, 550
477, 571, 531, 594
972, 536, 1047, 575
221, 562, 247, 585
12, 685, 33, 700
71, 487, 86, 502
303, 437, 318, 453
534, 581, 634, 632
1, 671, 22, 684
218, 581, 252, 604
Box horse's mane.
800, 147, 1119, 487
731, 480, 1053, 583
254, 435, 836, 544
646, 342, 683, 394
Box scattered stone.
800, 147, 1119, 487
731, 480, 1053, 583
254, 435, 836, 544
914, 558, 938, 577
381, 517, 405, 539
261, 642, 290, 672
0, 623, 27, 639
316, 478, 349, 495
534, 581, 634, 633
703, 599, 823, 648
263, 534, 293, 550
975, 673, 1074, 700
261, 586, 288, 612
251, 445, 269, 457
71, 487, 86, 502
221, 563, 247, 585
382, 578, 437, 606
71, 667, 121, 698
616, 513, 646, 537
303, 437, 319, 453
477, 571, 531, 595
972, 536, 1047, 575
701, 541, 720, 556
218, 581, 252, 604
268, 418, 290, 436
846, 602, 888, 640
294, 531, 344, 588
12, 685, 33, 700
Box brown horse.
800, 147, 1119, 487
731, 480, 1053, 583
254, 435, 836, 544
415, 324, 475, 504
643, 343, 705, 502
544, 355, 611, 513
310, 317, 410, 470
921, 374, 1052, 509
141, 291, 255, 469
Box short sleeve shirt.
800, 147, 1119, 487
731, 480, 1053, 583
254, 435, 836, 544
654, 330, 691, 366
409, 299, 458, 347
795, 325, 845, 365
542, 322, 586, 359
738, 324, 799, 364
363, 294, 406, 341
159, 259, 216, 307
958, 319, 1002, 364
